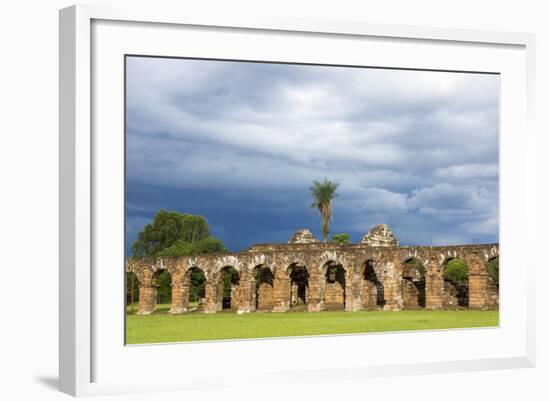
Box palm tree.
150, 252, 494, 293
309, 178, 339, 242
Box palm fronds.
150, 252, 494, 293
309, 178, 339, 241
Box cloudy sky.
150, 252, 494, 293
125, 56, 499, 253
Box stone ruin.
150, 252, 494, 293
361, 224, 399, 247
288, 228, 319, 244
126, 225, 499, 315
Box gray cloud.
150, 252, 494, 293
125, 56, 499, 248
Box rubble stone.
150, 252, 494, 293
360, 224, 399, 247
127, 224, 499, 315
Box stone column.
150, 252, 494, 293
344, 269, 356, 311
250, 278, 258, 312
137, 270, 156, 315
307, 267, 323, 312
467, 254, 489, 310
347, 266, 364, 312
169, 271, 188, 314
486, 279, 499, 310
203, 278, 218, 314
425, 260, 444, 310
382, 260, 402, 311
272, 267, 290, 312
237, 270, 254, 314
401, 279, 420, 309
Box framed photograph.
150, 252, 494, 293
59, 4, 536, 397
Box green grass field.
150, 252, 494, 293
125, 304, 498, 344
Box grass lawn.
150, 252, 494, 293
125, 304, 499, 344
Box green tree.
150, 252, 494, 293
443, 259, 468, 285
404, 258, 425, 279
131, 210, 211, 257
487, 257, 499, 283
155, 270, 172, 304
130, 210, 227, 308
126, 272, 140, 312
332, 233, 350, 244
189, 269, 206, 302
309, 178, 339, 242
157, 237, 227, 257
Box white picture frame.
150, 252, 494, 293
59, 4, 536, 397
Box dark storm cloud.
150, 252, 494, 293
125, 56, 499, 252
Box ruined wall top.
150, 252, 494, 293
360, 224, 399, 247
288, 228, 319, 244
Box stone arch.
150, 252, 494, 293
486, 256, 499, 287
250, 254, 275, 273
183, 266, 207, 312
481, 246, 499, 262
151, 268, 172, 312
320, 260, 347, 311
318, 251, 347, 272
401, 257, 426, 309
288, 263, 309, 310
253, 264, 274, 311
282, 256, 308, 272
217, 265, 240, 311
213, 255, 243, 275
442, 257, 469, 308
485, 255, 499, 309
361, 259, 385, 310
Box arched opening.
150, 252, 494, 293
289, 264, 309, 311
253, 265, 274, 311
152, 269, 172, 313
486, 256, 499, 308
402, 258, 426, 309
125, 271, 140, 314
186, 266, 206, 312
323, 262, 346, 310
442, 258, 469, 308
362, 260, 385, 309
219, 266, 240, 311
487, 256, 499, 289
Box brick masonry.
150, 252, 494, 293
126, 227, 499, 315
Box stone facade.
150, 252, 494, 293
360, 224, 399, 247
288, 229, 319, 244
126, 228, 499, 315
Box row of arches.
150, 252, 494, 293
400, 255, 499, 309
126, 255, 499, 314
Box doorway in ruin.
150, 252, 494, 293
185, 266, 206, 312
362, 260, 385, 309
323, 263, 346, 310
401, 258, 426, 309
253, 265, 274, 311
219, 266, 240, 310
442, 258, 469, 308
487, 256, 499, 290
152, 269, 172, 313
125, 271, 140, 314
486, 256, 499, 308
289, 264, 309, 311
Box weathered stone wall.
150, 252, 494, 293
401, 279, 420, 309
257, 283, 274, 310
323, 282, 345, 308
126, 241, 499, 315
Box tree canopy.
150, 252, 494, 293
157, 237, 227, 257
331, 233, 350, 244
487, 257, 499, 283
404, 258, 425, 280
131, 209, 226, 258
310, 178, 339, 242
443, 259, 468, 285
